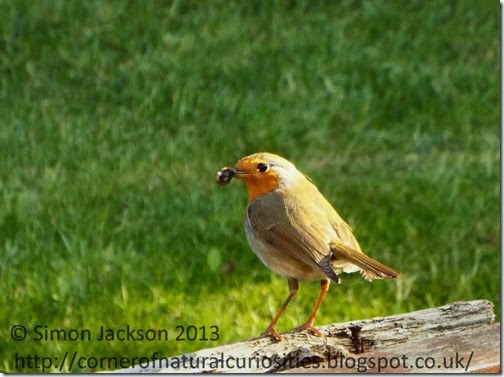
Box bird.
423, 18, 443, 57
215, 152, 401, 341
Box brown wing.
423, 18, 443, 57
311, 181, 401, 281
246, 189, 341, 283
247, 178, 401, 283
330, 240, 401, 281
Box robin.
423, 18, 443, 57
215, 152, 401, 341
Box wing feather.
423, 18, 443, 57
246, 180, 400, 283
246, 190, 338, 282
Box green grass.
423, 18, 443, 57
0, 0, 499, 372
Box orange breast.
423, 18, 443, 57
243, 173, 281, 203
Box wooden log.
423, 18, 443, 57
114, 300, 498, 373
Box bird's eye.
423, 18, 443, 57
257, 162, 269, 173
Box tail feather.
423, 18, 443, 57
329, 241, 401, 282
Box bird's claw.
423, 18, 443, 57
262, 327, 283, 341
291, 323, 325, 338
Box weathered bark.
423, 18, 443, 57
115, 300, 498, 373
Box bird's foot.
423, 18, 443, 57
291, 322, 325, 338
262, 326, 283, 341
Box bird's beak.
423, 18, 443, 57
233, 168, 247, 178
215, 165, 250, 185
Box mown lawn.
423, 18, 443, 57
0, 1, 499, 372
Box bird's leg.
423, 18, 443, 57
263, 278, 298, 341
292, 278, 330, 337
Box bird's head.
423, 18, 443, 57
216, 152, 305, 202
